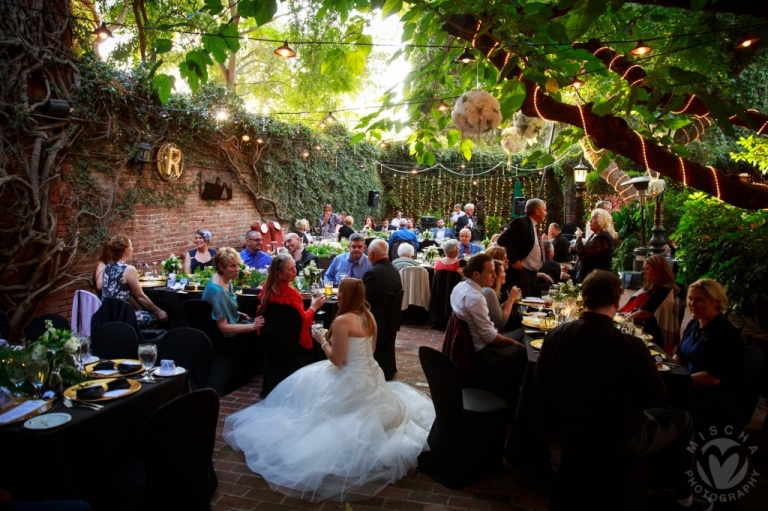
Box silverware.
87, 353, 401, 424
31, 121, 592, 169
62, 396, 103, 410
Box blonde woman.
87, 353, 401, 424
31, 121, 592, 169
294, 219, 313, 245
573, 209, 615, 282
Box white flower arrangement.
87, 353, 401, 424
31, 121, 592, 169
162, 253, 182, 275
451, 90, 502, 135
512, 111, 547, 140
423, 246, 440, 263
501, 127, 526, 155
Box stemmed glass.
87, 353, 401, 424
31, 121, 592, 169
137, 343, 158, 382
151, 261, 159, 279
25, 358, 49, 398
7, 353, 27, 396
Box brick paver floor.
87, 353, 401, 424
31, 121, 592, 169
213, 301, 768, 510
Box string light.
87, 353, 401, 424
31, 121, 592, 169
636, 131, 652, 173
738, 35, 760, 48
608, 54, 622, 71
241, 134, 250, 142
678, 157, 687, 186
671, 95, 697, 114
707, 166, 721, 200
533, 86, 551, 122
621, 65, 642, 80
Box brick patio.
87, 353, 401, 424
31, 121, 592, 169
212, 314, 768, 511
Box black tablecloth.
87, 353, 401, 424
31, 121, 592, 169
505, 333, 691, 470
0, 374, 187, 502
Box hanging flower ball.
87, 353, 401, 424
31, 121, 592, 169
500, 127, 526, 154
648, 177, 666, 196
512, 111, 547, 140
451, 90, 502, 135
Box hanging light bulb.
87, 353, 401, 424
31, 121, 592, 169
437, 100, 451, 111
274, 41, 296, 58
241, 134, 250, 142
93, 22, 114, 40
570, 76, 585, 89
737, 35, 760, 48
323, 111, 337, 124
314, 144, 322, 151
158, 108, 170, 119
455, 47, 476, 63
215, 109, 229, 121
629, 40, 653, 56
255, 136, 265, 144
302, 150, 310, 159
318, 120, 327, 129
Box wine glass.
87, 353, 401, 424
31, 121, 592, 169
151, 261, 159, 279
138, 343, 158, 382
25, 358, 49, 398
7, 353, 27, 396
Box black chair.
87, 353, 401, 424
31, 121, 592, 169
735, 346, 767, 432
157, 328, 214, 391
143, 389, 219, 511
417, 346, 510, 489
91, 297, 165, 343
91, 322, 140, 359
24, 313, 69, 342
1, 309, 11, 340
389, 239, 418, 263
428, 270, 463, 330
260, 303, 305, 397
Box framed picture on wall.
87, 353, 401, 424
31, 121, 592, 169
200, 168, 233, 200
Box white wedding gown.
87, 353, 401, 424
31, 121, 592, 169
222, 335, 436, 502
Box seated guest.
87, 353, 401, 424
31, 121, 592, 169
482, 260, 522, 331
392, 243, 420, 271
621, 254, 680, 352
547, 223, 571, 263
429, 218, 453, 242
375, 218, 390, 232
434, 239, 461, 272
450, 254, 526, 404
572, 208, 615, 282
239, 229, 272, 270
338, 215, 355, 240
388, 218, 419, 248
361, 215, 376, 232
406, 218, 422, 235
284, 233, 318, 273
183, 229, 216, 273
674, 279, 743, 433
536, 270, 710, 511
483, 246, 508, 269
318, 204, 341, 237
457, 228, 482, 257
537, 241, 569, 285
203, 248, 265, 337
389, 211, 403, 230
92, 241, 110, 298
294, 219, 313, 245
325, 233, 371, 284
259, 254, 325, 365
102, 235, 168, 328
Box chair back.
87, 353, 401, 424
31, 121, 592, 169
24, 314, 70, 343
399, 266, 430, 310
260, 303, 304, 397
91, 297, 146, 342
143, 389, 219, 510
736, 346, 767, 430
71, 290, 102, 336
183, 300, 224, 346
441, 313, 476, 386
158, 328, 214, 391
428, 270, 463, 320
418, 347, 465, 442
91, 322, 140, 359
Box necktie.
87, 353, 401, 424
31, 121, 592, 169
464, 245, 470, 255
349, 261, 355, 278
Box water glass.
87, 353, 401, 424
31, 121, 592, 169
620, 318, 635, 335
138, 343, 158, 382
7, 354, 27, 396
25, 358, 49, 398
338, 273, 347, 282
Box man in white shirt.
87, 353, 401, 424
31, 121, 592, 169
450, 254, 527, 404
450, 203, 464, 224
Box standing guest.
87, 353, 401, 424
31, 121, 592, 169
497, 198, 547, 298
375, 218, 390, 232
102, 235, 168, 328
429, 218, 453, 242
183, 229, 216, 274
389, 211, 403, 230
537, 241, 569, 285
240, 230, 272, 270
259, 254, 325, 368
392, 243, 420, 271
585, 200, 616, 239
325, 233, 371, 285
363, 239, 404, 380
450, 254, 526, 404
338, 215, 355, 240
453, 203, 478, 240
434, 239, 461, 272
92, 241, 110, 298
318, 204, 341, 237
536, 270, 710, 511
457, 228, 483, 257
450, 203, 464, 224
294, 219, 313, 245
482, 260, 522, 331
388, 218, 419, 248
547, 223, 571, 263
284, 233, 318, 273
596, 199, 612, 212
223, 277, 433, 503
572, 208, 615, 283
674, 279, 743, 432
361, 216, 376, 232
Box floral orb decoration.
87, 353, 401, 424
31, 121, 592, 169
451, 90, 502, 135
648, 176, 666, 197
512, 111, 547, 140
500, 127, 526, 155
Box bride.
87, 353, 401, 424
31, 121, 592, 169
223, 278, 435, 502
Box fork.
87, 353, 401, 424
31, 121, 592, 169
62, 396, 103, 410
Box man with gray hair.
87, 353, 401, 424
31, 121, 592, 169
387, 218, 419, 249
324, 233, 370, 284
453, 202, 478, 240
363, 239, 403, 380
392, 242, 420, 271
497, 198, 547, 297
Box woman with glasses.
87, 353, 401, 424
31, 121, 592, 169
183, 229, 216, 274
224, 278, 435, 503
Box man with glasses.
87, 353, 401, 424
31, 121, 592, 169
240, 230, 272, 270
324, 233, 370, 285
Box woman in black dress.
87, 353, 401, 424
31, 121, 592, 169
183, 229, 216, 273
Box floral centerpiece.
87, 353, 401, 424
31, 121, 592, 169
190, 266, 217, 287
162, 253, 182, 275
30, 320, 85, 392
423, 246, 440, 264
422, 230, 433, 240
554, 280, 581, 301
302, 260, 322, 289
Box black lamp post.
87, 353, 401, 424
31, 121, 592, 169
625, 176, 651, 271
573, 162, 588, 230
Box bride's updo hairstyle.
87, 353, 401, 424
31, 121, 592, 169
329, 278, 376, 340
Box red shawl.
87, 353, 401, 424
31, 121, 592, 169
259, 282, 315, 349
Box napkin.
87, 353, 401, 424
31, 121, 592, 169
117, 362, 141, 374
107, 377, 130, 390
76, 384, 105, 400
92, 360, 115, 370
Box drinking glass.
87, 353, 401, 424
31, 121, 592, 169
543, 293, 553, 309
78, 336, 91, 367
323, 280, 333, 298
271, 241, 278, 254
151, 261, 159, 279
338, 273, 347, 282
7, 354, 27, 396
518, 305, 528, 316
25, 358, 49, 398
312, 320, 324, 332
138, 343, 158, 382
620, 317, 635, 335
549, 285, 560, 296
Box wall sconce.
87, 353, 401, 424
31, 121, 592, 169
136, 142, 154, 163
573, 161, 589, 185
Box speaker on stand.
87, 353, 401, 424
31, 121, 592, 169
367, 190, 379, 217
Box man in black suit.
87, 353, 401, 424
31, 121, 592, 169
547, 223, 571, 263
538, 241, 569, 285
363, 239, 403, 380
497, 198, 547, 297
453, 203, 479, 240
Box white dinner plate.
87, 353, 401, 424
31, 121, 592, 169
152, 366, 186, 377
523, 296, 544, 303
24, 413, 71, 430
658, 364, 670, 372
